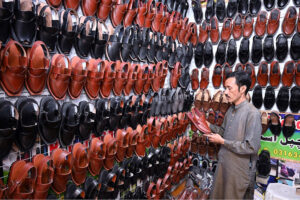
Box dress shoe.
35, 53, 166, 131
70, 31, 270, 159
264, 0, 275, 10
257, 61, 268, 87
235, 63, 245, 72
210, 17, 219, 44
202, 89, 211, 112
282, 115, 295, 138
264, 86, 275, 109
290, 32, 300, 61
282, 61, 295, 87
269, 61, 281, 88
249, 0, 261, 16
226, 39, 237, 66
191, 68, 199, 90
243, 14, 254, 38
216, 0, 226, 22
192, 0, 203, 24
198, 21, 209, 43
269, 112, 281, 136
251, 35, 263, 65
282, 6, 297, 36
205, 0, 215, 22
294, 0, 300, 7
187, 108, 211, 134
290, 86, 300, 112
216, 41, 227, 65
211, 90, 222, 111
203, 41, 213, 67
239, 38, 249, 64
261, 111, 269, 135
207, 109, 216, 124
263, 35, 275, 62
221, 18, 232, 42
200, 67, 210, 89
277, 0, 289, 9
212, 64, 223, 88
252, 85, 263, 108
276, 86, 290, 112
222, 63, 232, 86
267, 9, 280, 35
232, 14, 243, 39
275, 34, 288, 62
245, 62, 256, 89
227, 0, 238, 18
195, 42, 204, 68
238, 0, 248, 15
295, 61, 300, 86
255, 11, 268, 37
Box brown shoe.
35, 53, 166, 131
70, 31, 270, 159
210, 90, 222, 112
222, 63, 232, 87
172, 13, 183, 41
207, 109, 216, 124
261, 111, 269, 135
200, 67, 210, 89
170, 62, 182, 89
257, 61, 269, 87
99, 61, 116, 98
234, 62, 245, 72
65, 0, 80, 10
134, 64, 148, 95
151, 2, 165, 32
295, 61, 300, 86
202, 89, 211, 112
212, 64, 223, 88
113, 61, 129, 96
85, 58, 104, 99
232, 14, 243, 40
97, 0, 112, 21
243, 14, 254, 38
123, 0, 138, 27
124, 63, 139, 95
191, 68, 199, 91
81, 0, 98, 16
198, 20, 210, 43
269, 60, 281, 88
245, 62, 256, 90
144, 0, 156, 28
282, 61, 295, 87
194, 89, 204, 110
255, 11, 268, 37
184, 22, 198, 46
144, 64, 155, 94
178, 18, 189, 44
216, 112, 224, 126
267, 8, 280, 35
282, 6, 297, 36
110, 0, 128, 27
88, 138, 106, 176
221, 18, 232, 42
165, 11, 177, 38
135, 0, 147, 27
160, 60, 168, 88
71, 143, 88, 186
151, 62, 163, 92
210, 16, 219, 44
220, 91, 230, 114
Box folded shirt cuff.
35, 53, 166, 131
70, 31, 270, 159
223, 139, 232, 148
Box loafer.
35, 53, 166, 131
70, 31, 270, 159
199, 67, 210, 89
267, 8, 280, 35
269, 61, 281, 88
216, 0, 226, 22
282, 115, 295, 138
198, 20, 209, 43
249, 0, 261, 16
252, 85, 263, 108
282, 6, 297, 36
191, 68, 199, 90
232, 13, 243, 39
210, 16, 219, 44
216, 41, 227, 65
222, 63, 232, 86
290, 86, 300, 112
294, 0, 300, 7
269, 112, 281, 136
255, 11, 268, 37
263, 35, 275, 62
226, 39, 237, 66
205, 0, 215, 22
245, 62, 256, 89
295, 61, 300, 86
275, 34, 288, 62
212, 64, 223, 88
251, 35, 263, 65
243, 14, 254, 38
257, 61, 269, 87
194, 42, 204, 68
221, 18, 232, 42
239, 37, 249, 64
290, 32, 300, 61
235, 62, 245, 72
277, 0, 289, 9
203, 41, 213, 67
238, 0, 248, 15
257, 150, 271, 177
282, 61, 295, 87
264, 0, 275, 10
192, 0, 203, 24
227, 0, 238, 18
264, 86, 275, 109
276, 86, 290, 112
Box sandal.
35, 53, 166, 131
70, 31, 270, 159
81, 0, 99, 16
68, 56, 87, 99
91, 19, 109, 59
105, 25, 123, 61
0, 0, 14, 44
120, 26, 133, 62
85, 58, 105, 99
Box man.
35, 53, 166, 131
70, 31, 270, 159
204, 71, 262, 199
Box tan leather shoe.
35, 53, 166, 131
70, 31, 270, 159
170, 62, 182, 88
200, 67, 210, 89
113, 61, 129, 96
85, 58, 105, 99
68, 56, 87, 99
124, 63, 139, 95
99, 61, 116, 98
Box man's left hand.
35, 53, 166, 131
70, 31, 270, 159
203, 133, 225, 145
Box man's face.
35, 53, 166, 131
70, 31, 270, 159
224, 77, 245, 104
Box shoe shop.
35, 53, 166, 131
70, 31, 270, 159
0, 0, 300, 199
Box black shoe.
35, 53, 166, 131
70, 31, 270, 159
263, 35, 275, 62
252, 85, 263, 108
277, 0, 289, 9
269, 112, 281, 136
251, 35, 263, 65
195, 42, 204, 68
227, 0, 238, 18
290, 86, 300, 112
178, 67, 191, 89
282, 114, 295, 138
216, 0, 226, 22
257, 150, 271, 177
238, 0, 248, 15
290, 33, 300, 61
276, 86, 289, 112
216, 41, 227, 65
264, 86, 275, 110
239, 38, 249, 64
276, 34, 288, 62
205, 0, 215, 22
264, 0, 275, 10
249, 0, 261, 16
192, 0, 203, 24
294, 0, 300, 7
203, 41, 213, 67
226, 39, 237, 66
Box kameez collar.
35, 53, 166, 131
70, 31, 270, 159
232, 99, 248, 110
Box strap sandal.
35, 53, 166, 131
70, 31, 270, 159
191, 132, 199, 153
165, 11, 177, 38
159, 118, 169, 146
68, 56, 87, 99
47, 54, 71, 100
172, 12, 183, 41
220, 91, 230, 114
120, 26, 133, 62
141, 93, 153, 124
151, 2, 165, 32
15, 97, 39, 152
146, 30, 158, 63
119, 97, 131, 129
64, 0, 80, 10
112, 165, 126, 190
64, 183, 85, 199
155, 33, 164, 62
71, 142, 89, 186
143, 64, 155, 94
168, 39, 177, 68
38, 96, 61, 144
170, 62, 182, 88
115, 129, 129, 162
147, 182, 158, 199
161, 89, 171, 115
105, 25, 123, 61
216, 112, 224, 126
85, 58, 104, 99
11, 0, 37, 47
136, 124, 147, 156
134, 64, 148, 95
88, 138, 106, 176
210, 90, 222, 112
151, 62, 163, 92
59, 102, 79, 147
84, 177, 99, 199
95, 98, 110, 134
161, 36, 172, 61
108, 97, 124, 131
135, 0, 147, 27
97, 0, 112, 20
123, 0, 138, 27
57, 8, 78, 55
32, 154, 54, 199
110, 0, 128, 27
7, 160, 36, 199
91, 20, 109, 59
126, 127, 138, 157
178, 17, 189, 44
0, 40, 27, 96
81, 0, 99, 16
75, 16, 97, 58
113, 61, 129, 96
103, 134, 118, 170
160, 7, 170, 34
124, 64, 139, 95
128, 95, 141, 128
207, 108, 216, 124
51, 148, 72, 194
46, 0, 62, 9
99, 60, 116, 98
138, 28, 150, 62
98, 169, 117, 199
26, 41, 50, 95
0, 0, 14, 45
178, 67, 191, 89
129, 24, 142, 61
0, 100, 18, 160
78, 101, 96, 141
144, 0, 156, 28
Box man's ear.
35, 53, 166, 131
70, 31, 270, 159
240, 85, 247, 94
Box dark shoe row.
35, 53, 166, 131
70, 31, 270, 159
252, 85, 300, 112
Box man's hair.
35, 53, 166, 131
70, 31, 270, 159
226, 71, 251, 95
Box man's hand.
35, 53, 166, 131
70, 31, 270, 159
203, 133, 225, 145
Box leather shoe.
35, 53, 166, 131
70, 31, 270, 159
205, 0, 215, 22
238, 0, 248, 15
290, 32, 300, 61
263, 35, 275, 62
203, 41, 213, 67
245, 62, 256, 89
295, 61, 300, 86
210, 16, 219, 44
194, 42, 204, 68
243, 14, 254, 38
187, 108, 211, 134
282, 6, 297, 36
264, 86, 275, 109
252, 85, 263, 108
222, 63, 232, 86
216, 41, 227, 65
232, 13, 243, 39
269, 61, 281, 88
277, 0, 289, 9
255, 11, 268, 37
282, 115, 295, 138
239, 38, 249, 64
200, 67, 210, 89
221, 18, 232, 42
251, 35, 263, 65
226, 39, 237, 66
227, 0, 238, 18
267, 8, 280, 35
249, 0, 261, 16
290, 86, 300, 112
257, 61, 269, 87
216, 0, 226, 22
198, 21, 209, 43
275, 34, 288, 62
269, 112, 281, 136
276, 86, 289, 112
192, 0, 203, 24
282, 61, 295, 87
191, 68, 199, 90
212, 64, 223, 88
264, 0, 275, 10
